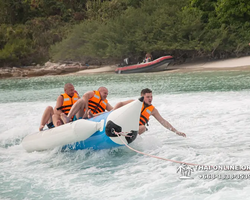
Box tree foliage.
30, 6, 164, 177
51, 0, 191, 62
0, 0, 250, 67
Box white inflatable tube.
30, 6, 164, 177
22, 119, 104, 152
22, 97, 143, 152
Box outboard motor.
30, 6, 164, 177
118, 57, 130, 67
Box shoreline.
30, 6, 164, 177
69, 56, 250, 75
1, 56, 250, 79
167, 55, 250, 71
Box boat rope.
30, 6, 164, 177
113, 131, 198, 166
113, 130, 132, 138
113, 131, 250, 172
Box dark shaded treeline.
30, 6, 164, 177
0, 0, 250, 67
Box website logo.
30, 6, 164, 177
177, 163, 194, 180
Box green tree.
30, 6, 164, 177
215, 0, 250, 55
0, 24, 33, 66
50, 0, 190, 62
0, 0, 33, 24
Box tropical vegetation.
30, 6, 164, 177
0, 0, 250, 67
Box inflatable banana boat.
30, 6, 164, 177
22, 97, 143, 152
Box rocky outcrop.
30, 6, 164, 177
0, 62, 89, 79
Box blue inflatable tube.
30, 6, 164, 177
63, 112, 122, 150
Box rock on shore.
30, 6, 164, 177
0, 62, 90, 79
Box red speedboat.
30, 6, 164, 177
115, 55, 173, 74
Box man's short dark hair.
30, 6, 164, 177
141, 88, 152, 95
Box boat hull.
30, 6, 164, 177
115, 55, 173, 74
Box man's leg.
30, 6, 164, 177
52, 114, 63, 127
61, 99, 86, 123
87, 109, 94, 118
39, 106, 53, 131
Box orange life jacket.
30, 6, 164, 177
59, 92, 79, 115
88, 90, 108, 114
139, 103, 155, 125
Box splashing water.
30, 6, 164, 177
0, 70, 250, 200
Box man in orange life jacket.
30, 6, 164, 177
113, 88, 186, 137
61, 86, 113, 123
39, 83, 80, 131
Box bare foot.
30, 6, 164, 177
61, 113, 69, 124
55, 120, 63, 127
88, 110, 94, 118
39, 125, 44, 131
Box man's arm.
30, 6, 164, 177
74, 90, 80, 99
106, 102, 113, 111
151, 108, 186, 137
51, 95, 64, 127
89, 99, 132, 117
83, 91, 95, 100
112, 99, 134, 110
82, 91, 94, 111
54, 95, 64, 115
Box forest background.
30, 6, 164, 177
1, 0, 250, 67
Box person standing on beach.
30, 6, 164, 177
61, 87, 113, 123
39, 83, 80, 131
113, 88, 186, 137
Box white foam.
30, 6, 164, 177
1, 77, 250, 200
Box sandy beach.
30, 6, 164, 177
71, 55, 250, 75
1, 56, 250, 79
71, 65, 117, 75
166, 55, 250, 72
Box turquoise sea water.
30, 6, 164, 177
0, 70, 250, 200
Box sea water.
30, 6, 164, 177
0, 70, 250, 200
